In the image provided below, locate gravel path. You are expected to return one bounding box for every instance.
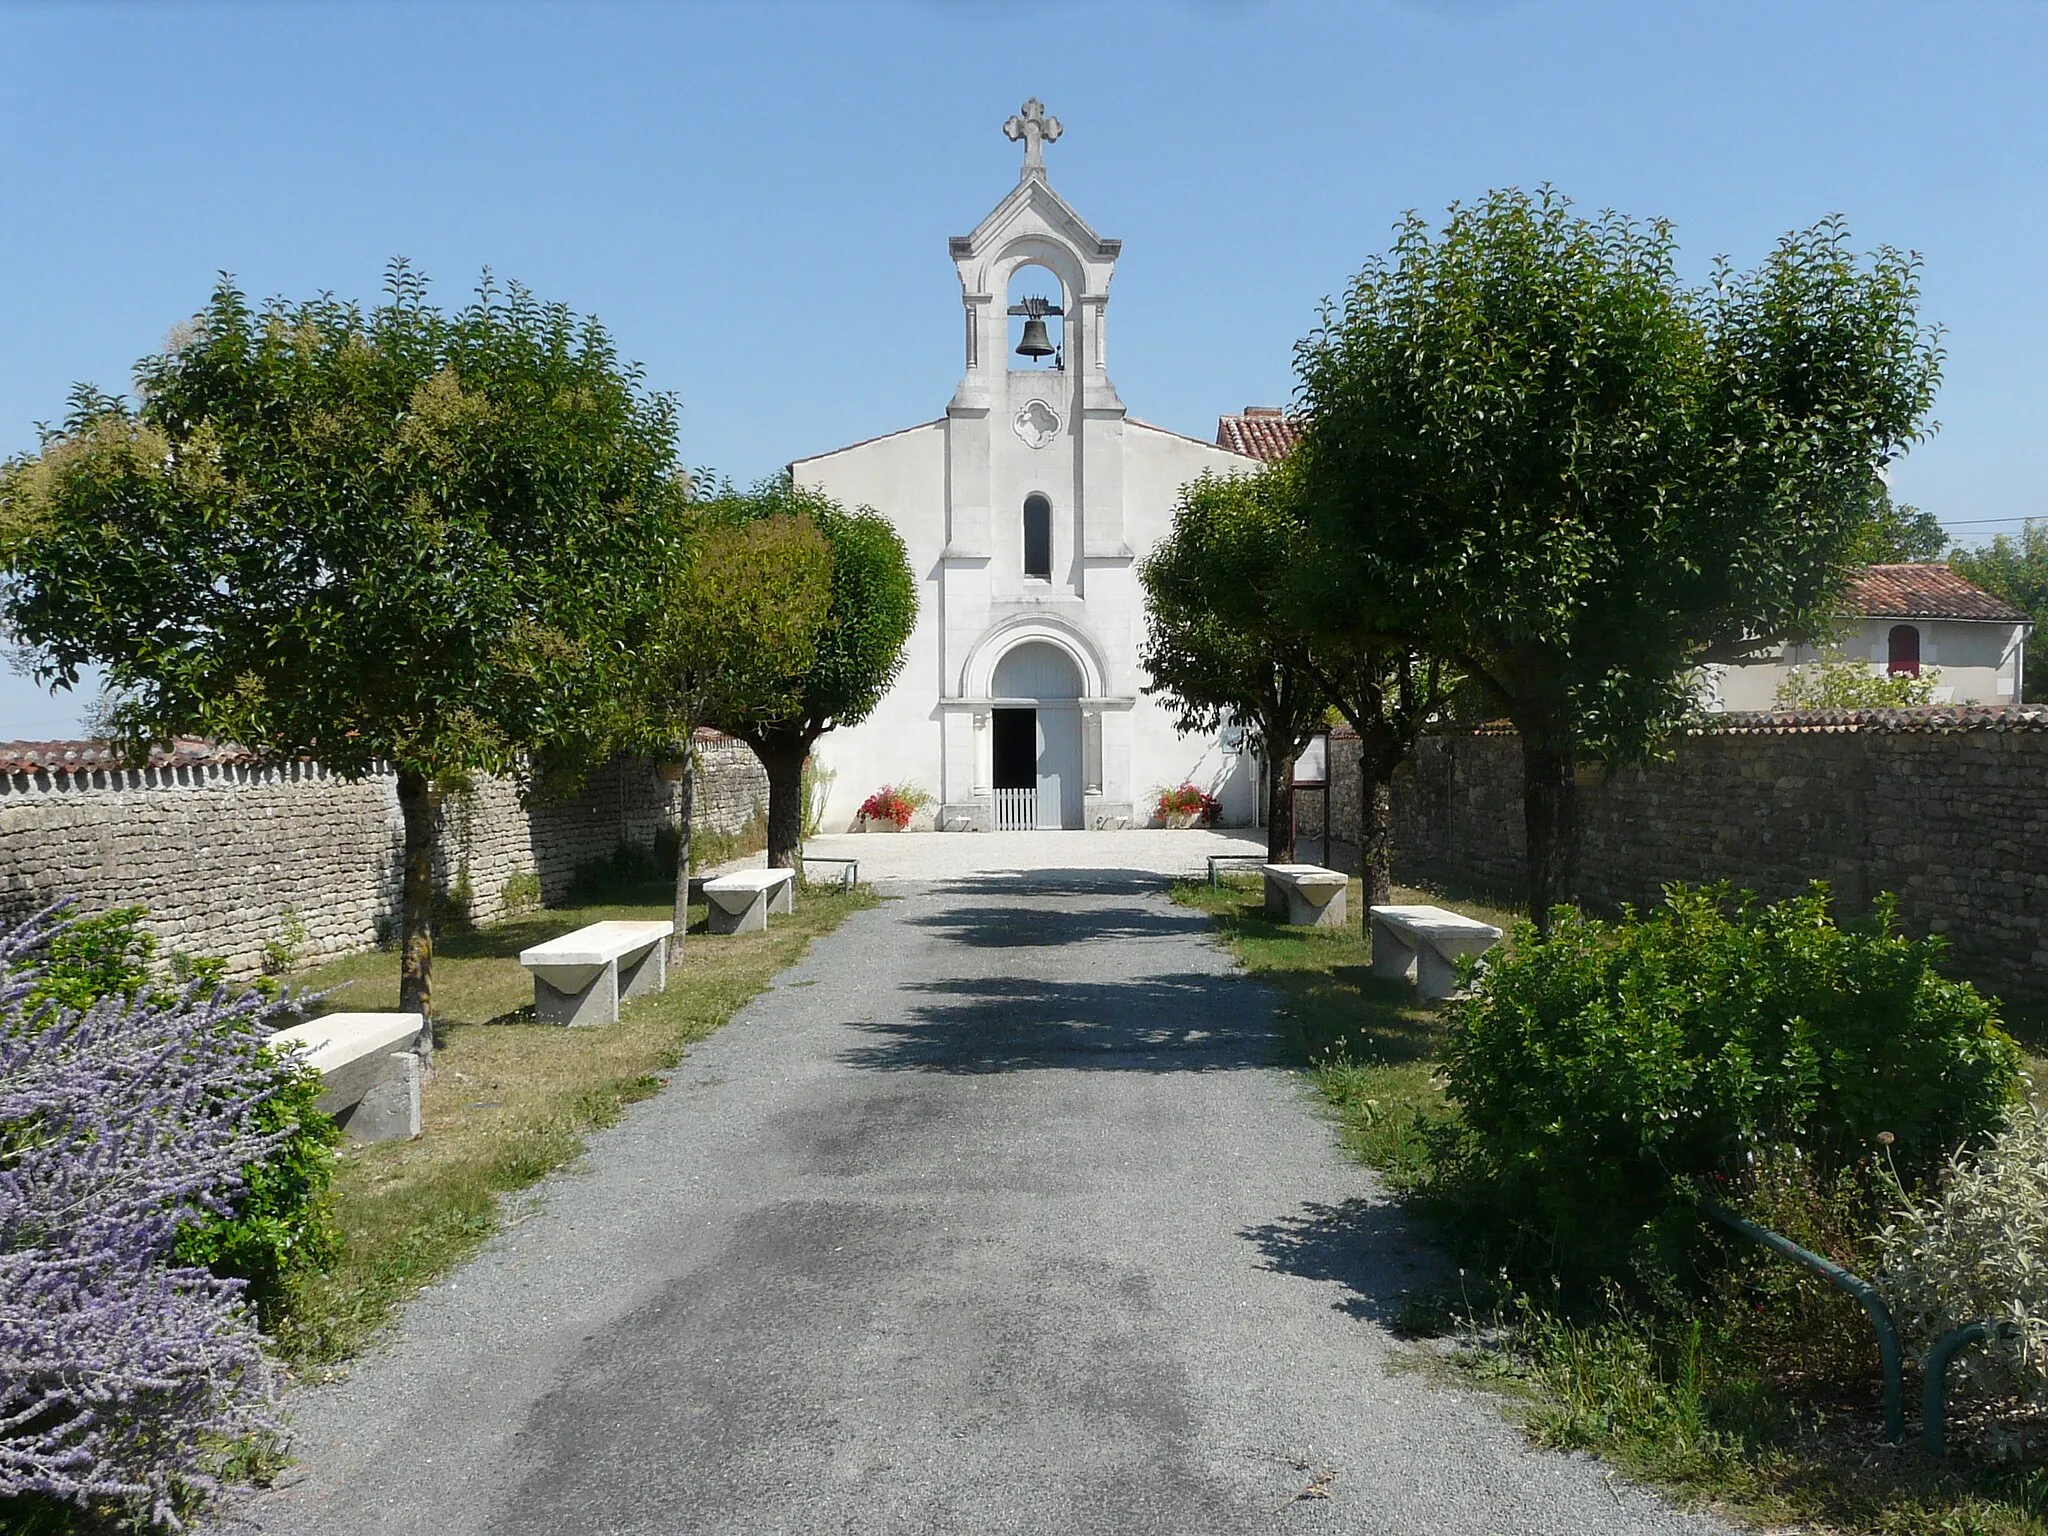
[234,868,1722,1535]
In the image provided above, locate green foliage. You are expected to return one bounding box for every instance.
[1139,469,1328,752]
[1774,650,1942,709]
[800,757,835,840]
[174,1054,343,1331]
[1881,1103,2048,1412]
[1442,884,2021,1279]
[1952,522,2048,704]
[169,951,229,989]
[1846,482,1950,565]
[668,480,918,750]
[1293,190,1942,915]
[712,482,917,863]
[6,905,343,1336]
[1,264,688,1014]
[1,264,683,784]
[261,907,308,977]
[20,905,156,1012]
[499,871,543,915]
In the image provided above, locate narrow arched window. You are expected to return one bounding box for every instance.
[1023,494,1052,580]
[1888,625,1921,677]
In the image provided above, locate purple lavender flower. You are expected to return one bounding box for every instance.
[2,907,299,1530]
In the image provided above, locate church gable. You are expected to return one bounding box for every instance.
[789,101,1266,834]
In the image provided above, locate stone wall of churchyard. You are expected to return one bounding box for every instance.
[1321,708,2048,1010]
[0,733,768,978]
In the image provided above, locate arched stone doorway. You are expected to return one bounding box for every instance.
[990,641,1083,829]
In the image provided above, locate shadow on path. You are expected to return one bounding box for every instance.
[922,868,1196,899]
[841,973,1275,1073]
[906,901,1209,948]
[1240,1197,1453,1328]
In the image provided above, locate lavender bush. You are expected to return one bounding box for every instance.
[1,909,299,1530]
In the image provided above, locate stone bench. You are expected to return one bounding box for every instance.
[518,919,673,1027]
[1369,904,1504,1001]
[701,868,797,935]
[267,1011,424,1143]
[1261,863,1349,929]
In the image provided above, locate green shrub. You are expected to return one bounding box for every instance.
[1880,1102,2048,1410]
[175,1054,343,1330]
[1442,884,2021,1278]
[499,871,543,915]
[20,904,155,1011]
[261,906,308,976]
[9,904,342,1333]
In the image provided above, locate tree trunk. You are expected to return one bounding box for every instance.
[669,754,694,971]
[1266,750,1295,864]
[1520,732,1579,933]
[1362,756,1396,909]
[751,729,810,870]
[395,768,441,1045]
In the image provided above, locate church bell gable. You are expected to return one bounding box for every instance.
[943,101,1128,570]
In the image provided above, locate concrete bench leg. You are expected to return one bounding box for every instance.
[618,942,667,1002]
[535,962,620,1026]
[1290,885,1346,929]
[768,880,796,916]
[335,1051,422,1142]
[708,890,769,935]
[1415,946,1462,1002]
[1371,922,1420,984]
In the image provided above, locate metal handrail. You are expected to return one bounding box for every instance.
[1698,1197,1904,1443]
[1207,853,1267,891]
[1923,1318,2018,1459]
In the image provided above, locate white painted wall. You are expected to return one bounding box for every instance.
[789,159,1265,833]
[1709,617,2030,710]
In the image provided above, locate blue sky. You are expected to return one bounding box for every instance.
[4,0,2044,737]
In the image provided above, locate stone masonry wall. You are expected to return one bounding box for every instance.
[1324,709,2048,1010]
[0,734,769,978]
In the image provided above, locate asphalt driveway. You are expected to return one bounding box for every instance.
[235,868,1720,1535]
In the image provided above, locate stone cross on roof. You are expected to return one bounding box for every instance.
[1003,98,1062,180]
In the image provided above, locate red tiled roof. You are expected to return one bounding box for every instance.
[1215,407,1302,463]
[1841,565,2027,622]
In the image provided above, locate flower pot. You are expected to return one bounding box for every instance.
[859,815,905,833]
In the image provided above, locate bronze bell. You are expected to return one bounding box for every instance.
[1015,316,1056,359]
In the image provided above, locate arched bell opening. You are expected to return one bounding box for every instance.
[1006,262,1065,370]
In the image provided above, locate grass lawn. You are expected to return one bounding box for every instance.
[273,877,875,1370]
[1176,873,2048,1536]
[1172,874,1515,1187]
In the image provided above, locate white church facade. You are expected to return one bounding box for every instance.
[792,102,1270,833]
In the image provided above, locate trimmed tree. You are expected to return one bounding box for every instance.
[0,266,682,1024]
[590,505,832,966]
[1139,471,1329,862]
[1294,191,1941,926]
[715,485,917,868]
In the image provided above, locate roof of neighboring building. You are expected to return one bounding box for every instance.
[1842,564,2028,622]
[1214,407,1301,463]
